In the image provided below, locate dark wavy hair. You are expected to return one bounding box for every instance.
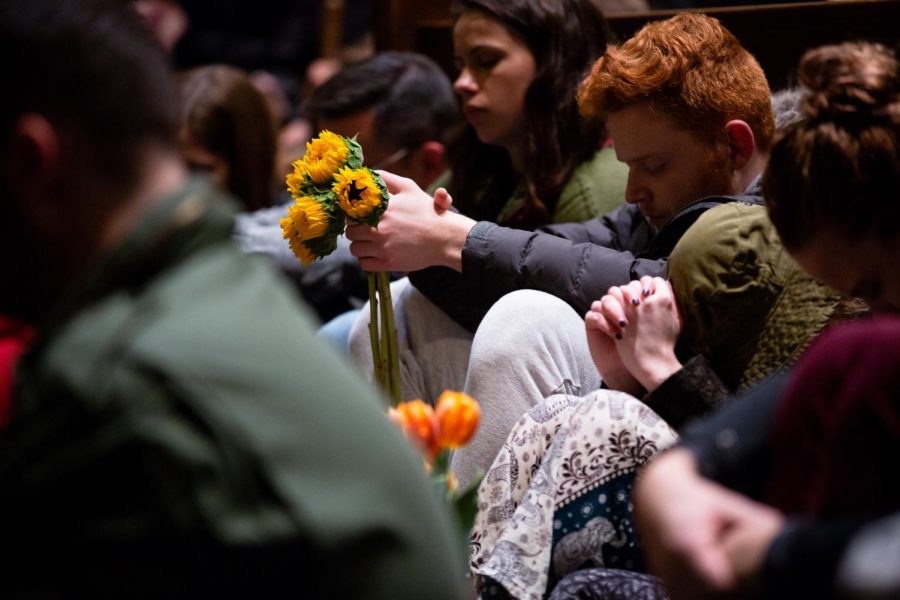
[448,0,611,229]
[763,42,900,250]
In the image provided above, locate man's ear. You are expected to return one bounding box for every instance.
[724,120,755,170]
[417,140,446,187]
[6,113,61,201]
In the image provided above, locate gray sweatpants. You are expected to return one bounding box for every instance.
[349,283,602,489]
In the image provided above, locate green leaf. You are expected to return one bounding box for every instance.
[451,471,483,532]
[304,233,339,259]
[345,136,364,170]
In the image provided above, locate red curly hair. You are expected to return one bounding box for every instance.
[578,13,774,151]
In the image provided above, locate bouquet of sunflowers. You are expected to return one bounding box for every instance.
[281,131,401,404]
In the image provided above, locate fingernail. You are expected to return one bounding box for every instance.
[631,297,641,305]
[643,288,651,296]
[615,333,622,340]
[619,320,627,328]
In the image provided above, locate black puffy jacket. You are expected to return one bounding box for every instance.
[409,191,762,332]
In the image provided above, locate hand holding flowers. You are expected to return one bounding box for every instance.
[281,131,400,403]
[345,172,476,274]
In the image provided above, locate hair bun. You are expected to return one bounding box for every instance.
[798,42,900,125]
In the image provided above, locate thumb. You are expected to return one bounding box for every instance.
[433,187,453,212]
[378,170,415,195]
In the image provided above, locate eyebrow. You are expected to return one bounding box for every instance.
[462,43,503,56]
[618,152,663,165]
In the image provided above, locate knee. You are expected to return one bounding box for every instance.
[471,290,582,362]
[484,290,575,329]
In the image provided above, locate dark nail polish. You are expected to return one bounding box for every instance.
[615,333,622,340]
[643,288,651,296]
[631,297,641,305]
[619,320,627,328]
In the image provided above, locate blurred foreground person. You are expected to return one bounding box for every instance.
[0,1,466,596]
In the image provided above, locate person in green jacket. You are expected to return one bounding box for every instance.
[0,1,466,597]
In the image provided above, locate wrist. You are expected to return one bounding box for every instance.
[635,352,683,392]
[439,212,476,272]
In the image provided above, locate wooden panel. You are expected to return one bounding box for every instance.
[607,0,900,89]
[373,0,900,90]
[373,0,453,54]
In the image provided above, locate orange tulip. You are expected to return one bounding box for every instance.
[434,391,480,449]
[388,400,439,459]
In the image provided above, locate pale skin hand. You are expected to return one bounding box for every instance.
[634,449,785,599]
[585,303,643,396]
[595,276,683,392]
[345,171,476,273]
[721,497,785,593]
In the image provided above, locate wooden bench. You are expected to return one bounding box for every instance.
[373,0,900,89]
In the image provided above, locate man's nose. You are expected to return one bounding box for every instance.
[625,173,649,205]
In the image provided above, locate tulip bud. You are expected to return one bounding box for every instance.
[388,400,439,459]
[434,391,480,449]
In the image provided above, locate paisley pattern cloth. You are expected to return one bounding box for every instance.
[471,390,678,600]
[547,568,668,600]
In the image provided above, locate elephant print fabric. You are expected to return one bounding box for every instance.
[471,390,678,600]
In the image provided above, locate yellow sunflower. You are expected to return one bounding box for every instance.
[287,236,317,266]
[280,197,330,265]
[333,167,383,221]
[298,130,349,185]
[285,169,304,196]
[289,197,330,240]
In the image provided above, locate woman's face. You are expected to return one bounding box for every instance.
[791,228,900,313]
[452,10,536,152]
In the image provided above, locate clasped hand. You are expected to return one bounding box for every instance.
[584,275,683,394]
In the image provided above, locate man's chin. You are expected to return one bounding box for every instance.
[643,214,668,232]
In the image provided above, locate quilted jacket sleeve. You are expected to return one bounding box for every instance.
[409,204,667,332]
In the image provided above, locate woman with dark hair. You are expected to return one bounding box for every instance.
[764,42,900,311]
[177,65,278,211]
[634,42,900,599]
[340,0,626,401]
[441,0,625,229]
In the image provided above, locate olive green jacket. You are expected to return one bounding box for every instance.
[432,146,627,226]
[548,145,627,224]
[0,177,466,597]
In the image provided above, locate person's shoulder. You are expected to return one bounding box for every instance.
[556,148,628,223]
[233,201,291,254]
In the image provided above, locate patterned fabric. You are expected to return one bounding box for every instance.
[471,390,678,600]
[547,568,668,600]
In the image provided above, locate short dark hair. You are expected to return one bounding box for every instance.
[764,42,900,250]
[306,51,458,151]
[0,0,177,191]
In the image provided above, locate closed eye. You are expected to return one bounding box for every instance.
[644,161,666,175]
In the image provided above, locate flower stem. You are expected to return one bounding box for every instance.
[367,273,385,391]
[377,271,402,406]
[377,273,392,403]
